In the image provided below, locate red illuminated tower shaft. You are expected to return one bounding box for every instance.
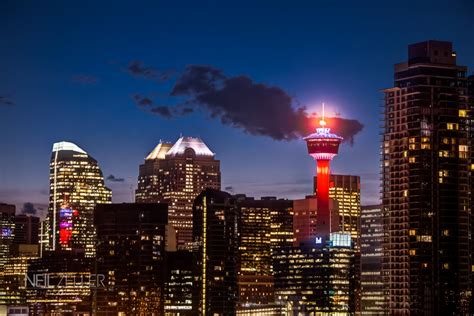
[316,159,330,235]
[304,115,343,239]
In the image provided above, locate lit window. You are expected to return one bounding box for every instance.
[409,157,416,163]
[409,249,416,256]
[458,110,467,117]
[446,123,458,130]
[442,229,449,236]
[439,150,449,158]
[409,229,416,236]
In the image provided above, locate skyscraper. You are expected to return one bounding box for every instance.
[315,174,361,247]
[360,205,384,315]
[0,203,16,305]
[163,250,194,315]
[234,195,293,306]
[136,137,221,249]
[14,214,39,245]
[193,189,238,315]
[382,40,472,314]
[94,203,168,315]
[273,235,354,314]
[47,141,111,257]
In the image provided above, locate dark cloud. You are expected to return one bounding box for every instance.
[139,65,364,143]
[224,186,234,192]
[133,94,191,119]
[150,106,173,118]
[72,74,99,84]
[22,202,38,215]
[107,174,125,182]
[132,94,153,106]
[126,60,174,82]
[0,96,14,106]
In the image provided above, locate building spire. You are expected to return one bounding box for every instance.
[319,102,327,127]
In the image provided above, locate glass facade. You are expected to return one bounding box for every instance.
[47,141,111,257]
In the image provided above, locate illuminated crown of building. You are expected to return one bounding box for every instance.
[166,136,215,157]
[52,141,87,154]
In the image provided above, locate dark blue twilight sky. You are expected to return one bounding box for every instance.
[1,1,473,217]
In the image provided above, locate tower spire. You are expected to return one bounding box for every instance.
[320,102,327,127]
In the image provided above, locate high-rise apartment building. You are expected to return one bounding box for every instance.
[47,141,111,257]
[382,40,472,314]
[469,73,474,314]
[136,137,221,249]
[360,205,384,315]
[94,203,168,315]
[192,189,238,315]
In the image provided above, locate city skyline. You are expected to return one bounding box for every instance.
[2,1,474,216]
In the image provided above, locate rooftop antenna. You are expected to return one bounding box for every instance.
[319,103,327,127]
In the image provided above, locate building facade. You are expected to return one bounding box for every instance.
[14,214,39,245]
[26,250,93,315]
[192,189,238,315]
[315,174,361,247]
[1,244,39,306]
[94,203,168,315]
[0,203,16,305]
[136,137,221,249]
[47,141,111,257]
[273,233,354,314]
[360,205,384,315]
[234,196,293,306]
[382,40,472,314]
[163,250,194,315]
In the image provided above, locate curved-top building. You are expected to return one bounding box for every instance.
[136,136,221,249]
[47,141,111,257]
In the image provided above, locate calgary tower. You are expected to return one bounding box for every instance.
[304,104,343,238]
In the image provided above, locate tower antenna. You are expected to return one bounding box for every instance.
[320,103,327,127]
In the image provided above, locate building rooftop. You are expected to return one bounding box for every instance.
[145,141,173,160]
[52,141,87,154]
[166,136,215,158]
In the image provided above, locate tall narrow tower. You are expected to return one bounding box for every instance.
[304,105,343,238]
